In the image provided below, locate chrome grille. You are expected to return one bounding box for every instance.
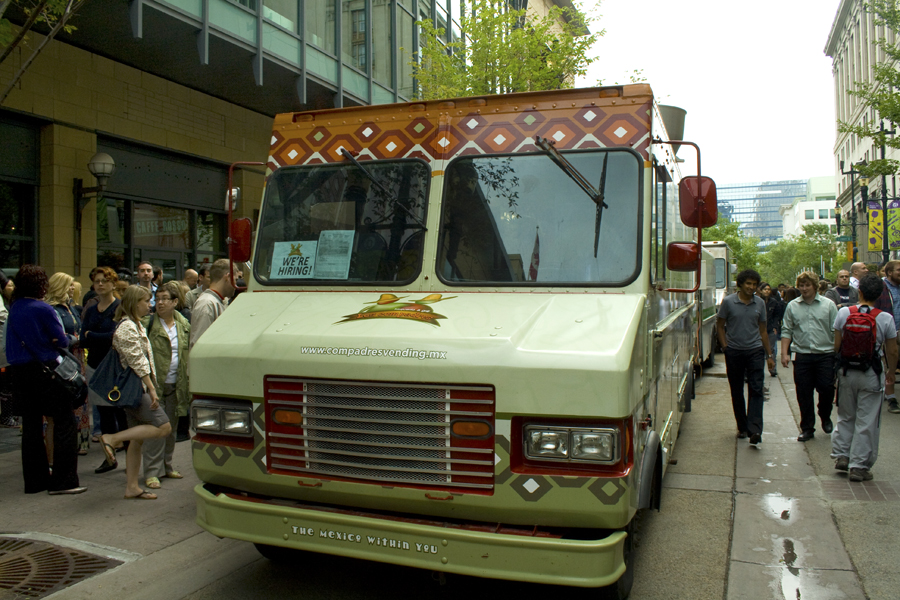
[265,378,495,492]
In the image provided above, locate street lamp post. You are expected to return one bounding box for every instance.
[880,120,896,264]
[839,160,865,261]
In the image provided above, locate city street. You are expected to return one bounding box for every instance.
[1,359,898,600]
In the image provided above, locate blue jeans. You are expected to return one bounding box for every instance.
[724,346,766,435]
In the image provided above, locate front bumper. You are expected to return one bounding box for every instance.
[195,484,627,588]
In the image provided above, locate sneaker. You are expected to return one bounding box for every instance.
[749,433,761,445]
[888,399,900,414]
[834,456,849,471]
[849,468,873,482]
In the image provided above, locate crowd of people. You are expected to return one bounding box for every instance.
[718,260,900,484]
[0,258,241,497]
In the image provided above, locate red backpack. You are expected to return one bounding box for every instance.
[840,306,883,374]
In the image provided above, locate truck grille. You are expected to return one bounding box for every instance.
[264,377,496,493]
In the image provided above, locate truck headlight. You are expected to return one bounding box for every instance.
[526,428,569,458]
[524,425,619,464]
[223,410,252,435]
[192,399,254,437]
[572,430,616,462]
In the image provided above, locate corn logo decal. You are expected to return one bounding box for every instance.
[335,294,456,326]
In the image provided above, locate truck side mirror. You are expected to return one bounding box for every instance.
[229,218,253,263]
[667,241,700,272]
[679,176,718,228]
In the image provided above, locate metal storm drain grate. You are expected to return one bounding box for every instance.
[0,538,121,598]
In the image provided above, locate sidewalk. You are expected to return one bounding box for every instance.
[630,358,900,600]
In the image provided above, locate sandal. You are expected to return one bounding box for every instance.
[145,477,161,489]
[164,471,183,479]
[99,436,116,465]
[91,435,101,443]
[124,490,157,500]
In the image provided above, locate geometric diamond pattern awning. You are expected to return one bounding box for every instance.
[267,97,653,174]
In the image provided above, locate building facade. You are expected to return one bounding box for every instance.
[779,176,838,238]
[825,0,899,263]
[0,0,573,284]
[718,180,807,247]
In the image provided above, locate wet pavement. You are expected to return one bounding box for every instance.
[629,358,900,600]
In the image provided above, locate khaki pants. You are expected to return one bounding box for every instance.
[832,368,883,471]
[142,383,178,479]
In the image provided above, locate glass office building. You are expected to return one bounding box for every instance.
[717,180,807,246]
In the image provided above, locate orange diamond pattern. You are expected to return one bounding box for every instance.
[267,102,653,171]
[371,131,414,159]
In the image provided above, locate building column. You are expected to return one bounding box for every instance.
[39,123,97,285]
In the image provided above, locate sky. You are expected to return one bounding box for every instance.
[576,0,843,185]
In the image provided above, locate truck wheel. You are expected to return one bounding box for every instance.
[596,519,635,600]
[254,543,302,562]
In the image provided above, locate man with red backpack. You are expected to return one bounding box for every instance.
[832,274,898,482]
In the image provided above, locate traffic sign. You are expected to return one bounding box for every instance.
[835,235,852,242]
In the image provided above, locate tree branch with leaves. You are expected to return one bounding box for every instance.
[838,0,900,180]
[0,0,87,105]
[411,0,601,101]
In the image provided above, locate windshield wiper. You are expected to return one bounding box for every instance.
[534,136,609,257]
[340,148,426,230]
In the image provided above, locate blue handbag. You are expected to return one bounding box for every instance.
[88,346,143,408]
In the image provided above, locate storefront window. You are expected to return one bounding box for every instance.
[197,211,226,252]
[97,201,224,278]
[0,181,36,273]
[133,203,190,249]
[97,197,127,245]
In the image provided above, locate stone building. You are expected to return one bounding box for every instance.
[825,0,900,263]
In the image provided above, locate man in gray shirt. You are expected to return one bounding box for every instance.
[717,269,776,445]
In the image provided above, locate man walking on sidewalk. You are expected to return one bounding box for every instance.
[832,275,898,482]
[717,269,776,445]
[780,271,838,442]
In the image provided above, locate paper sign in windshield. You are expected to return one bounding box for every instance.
[271,241,317,279]
[314,230,354,279]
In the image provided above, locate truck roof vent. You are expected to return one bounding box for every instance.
[658,105,686,155]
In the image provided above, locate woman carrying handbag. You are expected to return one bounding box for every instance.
[97,285,171,500]
[81,267,127,474]
[47,272,90,455]
[5,265,85,495]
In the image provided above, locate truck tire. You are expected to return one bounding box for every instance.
[596,518,635,600]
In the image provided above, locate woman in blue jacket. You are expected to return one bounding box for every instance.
[6,265,86,495]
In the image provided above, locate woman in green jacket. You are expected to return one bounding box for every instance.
[141,281,191,489]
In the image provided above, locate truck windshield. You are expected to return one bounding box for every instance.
[437,149,641,285]
[255,160,430,284]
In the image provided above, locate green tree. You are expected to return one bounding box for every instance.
[839,0,900,180]
[411,0,601,100]
[702,216,760,274]
[758,237,798,287]
[758,223,845,286]
[0,0,87,105]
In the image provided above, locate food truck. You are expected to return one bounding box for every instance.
[190,84,718,599]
